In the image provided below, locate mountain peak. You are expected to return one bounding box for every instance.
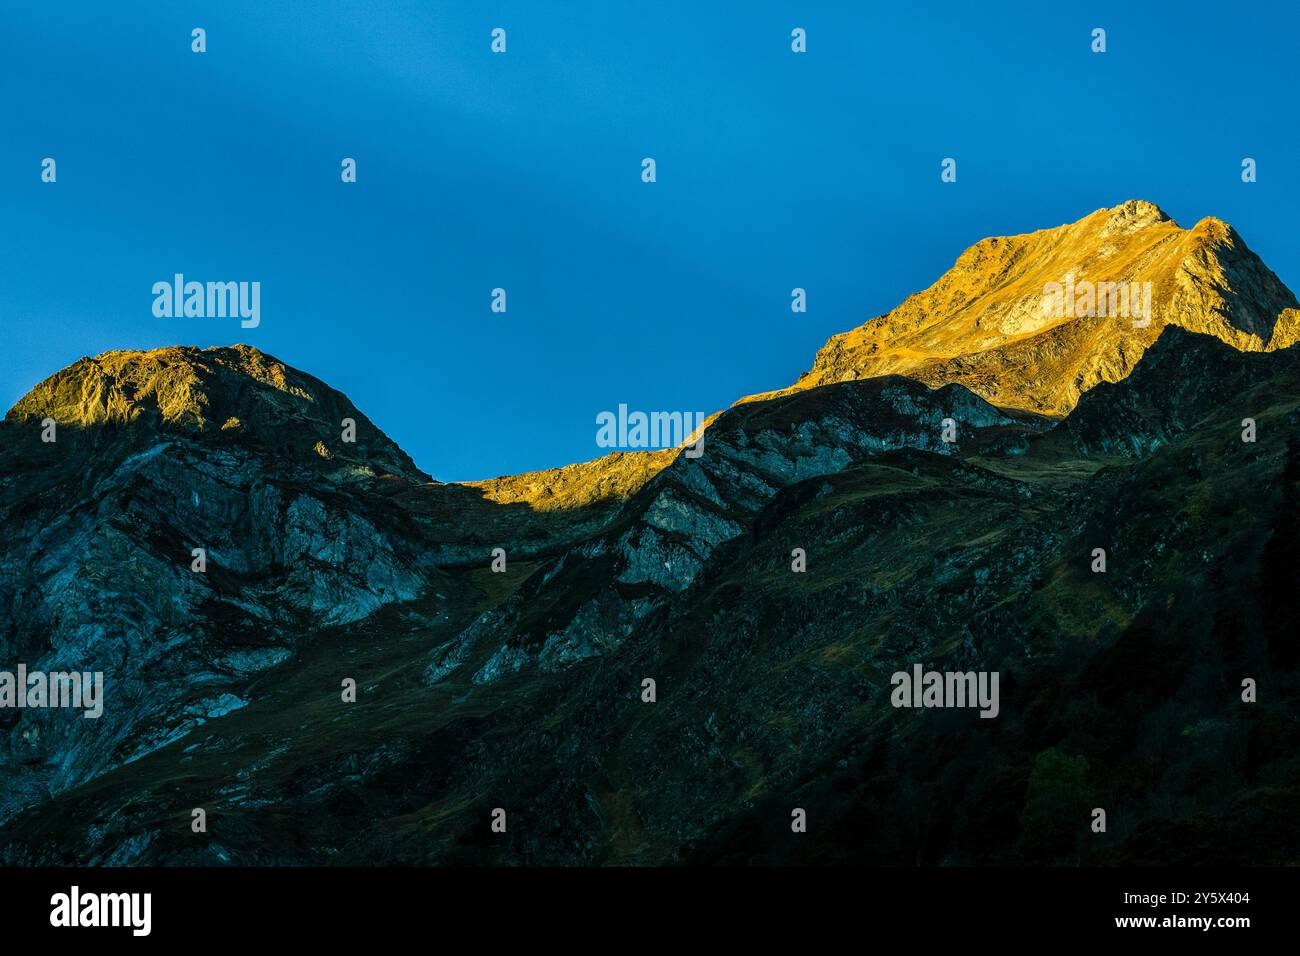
[9,344,315,431]
[1102,199,1173,233]
[5,344,429,483]
[748,202,1299,416]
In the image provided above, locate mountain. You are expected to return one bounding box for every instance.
[749,200,1300,415]
[0,346,451,821]
[8,345,428,482]
[2,203,1299,866]
[472,200,1300,512]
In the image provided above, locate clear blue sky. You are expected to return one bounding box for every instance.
[2,1,1296,481]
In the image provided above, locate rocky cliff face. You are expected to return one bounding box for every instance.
[425,376,1037,690]
[2,204,1299,866]
[0,347,450,821]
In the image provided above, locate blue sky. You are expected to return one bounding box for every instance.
[2,0,1297,481]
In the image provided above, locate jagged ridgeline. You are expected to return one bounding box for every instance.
[2,202,1298,865]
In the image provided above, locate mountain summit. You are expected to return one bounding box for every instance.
[749,200,1300,415]
[6,345,428,483]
